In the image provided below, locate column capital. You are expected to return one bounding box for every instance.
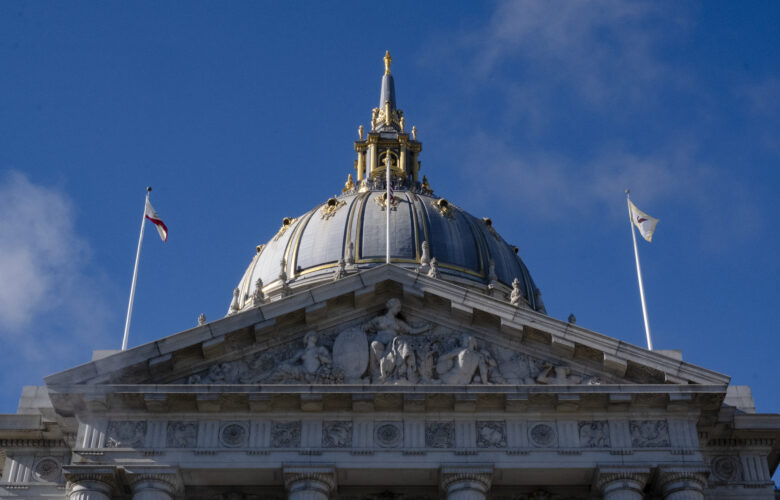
[657,464,709,497]
[62,465,117,498]
[594,466,651,497]
[283,465,337,496]
[440,465,493,496]
[123,466,181,496]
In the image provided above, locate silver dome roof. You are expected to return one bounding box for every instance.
[231,189,544,314]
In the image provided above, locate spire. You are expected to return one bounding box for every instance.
[378,51,397,119]
[352,51,423,189]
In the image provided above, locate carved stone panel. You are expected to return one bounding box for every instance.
[476,421,507,448]
[271,421,301,448]
[166,421,199,448]
[33,457,61,482]
[105,420,147,448]
[425,422,454,448]
[529,423,557,448]
[220,422,249,448]
[322,421,353,448]
[374,422,403,448]
[578,421,610,448]
[629,420,670,447]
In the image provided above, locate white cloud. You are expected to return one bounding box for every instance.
[0,172,113,362]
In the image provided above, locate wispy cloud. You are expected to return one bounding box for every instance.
[0,172,114,375]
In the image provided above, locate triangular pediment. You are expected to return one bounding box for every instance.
[44,265,729,414]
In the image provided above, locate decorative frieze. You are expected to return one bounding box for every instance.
[166,422,198,448]
[630,419,670,447]
[32,457,61,482]
[528,423,557,448]
[219,422,249,448]
[271,421,301,448]
[476,421,506,448]
[322,421,352,448]
[104,421,146,448]
[578,421,610,448]
[425,421,455,448]
[374,422,403,448]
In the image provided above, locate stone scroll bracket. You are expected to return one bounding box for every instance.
[440,465,493,500]
[283,465,337,500]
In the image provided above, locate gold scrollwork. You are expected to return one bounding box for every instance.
[320,198,347,220]
[432,198,454,218]
[374,192,400,210]
[273,217,297,241]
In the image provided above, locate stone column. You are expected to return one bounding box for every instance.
[657,465,709,500]
[63,465,116,500]
[125,467,180,500]
[440,466,493,500]
[283,466,336,500]
[594,466,650,500]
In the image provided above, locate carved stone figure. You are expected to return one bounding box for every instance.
[418,240,431,273]
[251,278,265,306]
[427,258,440,279]
[579,421,610,448]
[358,125,364,140]
[437,335,493,385]
[198,313,207,326]
[322,421,352,448]
[345,241,355,266]
[488,259,498,282]
[477,421,507,448]
[630,420,670,447]
[273,331,332,383]
[105,420,147,448]
[399,116,405,132]
[166,421,198,448]
[333,258,347,280]
[509,278,525,307]
[364,299,429,383]
[278,259,291,297]
[227,288,240,316]
[411,125,417,140]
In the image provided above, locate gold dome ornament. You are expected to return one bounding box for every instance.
[343,173,355,193]
[384,50,392,75]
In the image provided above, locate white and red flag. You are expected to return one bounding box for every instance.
[144,199,168,242]
[628,199,658,242]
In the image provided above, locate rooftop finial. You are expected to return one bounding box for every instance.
[384,50,392,75]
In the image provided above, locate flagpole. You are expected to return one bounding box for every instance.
[385,152,391,264]
[121,186,151,351]
[626,189,653,350]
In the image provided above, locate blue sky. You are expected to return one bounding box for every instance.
[0,0,779,420]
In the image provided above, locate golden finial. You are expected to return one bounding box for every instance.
[422,175,432,194]
[384,50,392,75]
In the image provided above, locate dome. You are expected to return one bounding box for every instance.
[227,52,546,316]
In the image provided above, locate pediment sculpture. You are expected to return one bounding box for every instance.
[183,299,602,386]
